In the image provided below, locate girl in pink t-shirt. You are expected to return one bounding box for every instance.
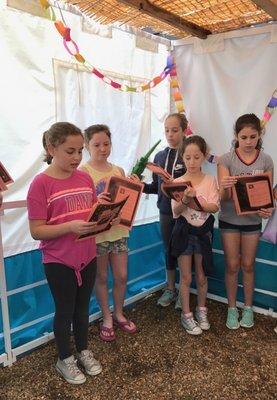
[171,135,219,335]
[27,122,109,385]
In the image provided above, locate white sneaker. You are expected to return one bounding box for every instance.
[195,307,210,330]
[76,350,102,376]
[56,355,86,384]
[181,313,202,335]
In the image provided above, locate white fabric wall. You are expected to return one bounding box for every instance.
[1,4,277,258]
[173,25,277,182]
[0,4,170,257]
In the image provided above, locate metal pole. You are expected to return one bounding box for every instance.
[0,204,13,366]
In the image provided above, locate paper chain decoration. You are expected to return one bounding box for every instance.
[169,59,185,114]
[169,61,276,164]
[169,58,194,138]
[39,0,174,92]
[39,1,276,164]
[261,89,277,128]
[169,57,219,163]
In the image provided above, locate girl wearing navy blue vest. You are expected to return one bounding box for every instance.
[144,113,187,307]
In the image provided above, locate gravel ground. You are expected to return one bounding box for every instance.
[0,292,276,400]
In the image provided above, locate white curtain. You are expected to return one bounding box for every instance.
[0,5,170,257]
[173,26,277,182]
[1,5,276,258]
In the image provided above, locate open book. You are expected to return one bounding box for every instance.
[146,162,172,181]
[0,161,14,191]
[104,175,144,229]
[232,172,274,215]
[76,196,128,241]
[161,180,203,211]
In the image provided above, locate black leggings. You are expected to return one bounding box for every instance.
[44,258,97,360]
[159,212,177,270]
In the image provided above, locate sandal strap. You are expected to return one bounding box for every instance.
[100,324,114,334]
[113,318,137,333]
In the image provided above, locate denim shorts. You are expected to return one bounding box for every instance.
[180,234,206,256]
[219,220,262,235]
[96,238,128,256]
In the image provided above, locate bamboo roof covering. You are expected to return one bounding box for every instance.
[65,0,275,39]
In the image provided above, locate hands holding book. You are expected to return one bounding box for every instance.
[181,186,196,205]
[76,191,127,241]
[230,173,274,217]
[257,208,273,219]
[130,162,172,186]
[128,173,144,185]
[220,175,238,189]
[142,161,203,211]
[77,175,144,241]
[98,191,111,202]
[69,219,98,236]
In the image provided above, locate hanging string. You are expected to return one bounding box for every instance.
[39,1,276,164]
[39,0,174,92]
[168,56,218,164]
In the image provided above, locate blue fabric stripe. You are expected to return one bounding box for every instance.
[1,223,276,354]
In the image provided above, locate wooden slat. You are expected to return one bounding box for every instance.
[66,0,274,38]
[251,0,277,19]
[117,0,211,38]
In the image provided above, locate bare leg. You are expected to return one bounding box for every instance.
[110,251,127,319]
[194,254,207,308]
[240,233,260,306]
[95,254,112,331]
[221,232,241,308]
[167,269,176,291]
[110,251,136,330]
[178,255,192,314]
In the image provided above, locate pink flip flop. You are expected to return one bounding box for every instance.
[113,318,137,334]
[99,324,116,342]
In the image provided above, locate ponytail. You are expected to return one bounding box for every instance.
[42,122,82,164]
[42,131,53,164]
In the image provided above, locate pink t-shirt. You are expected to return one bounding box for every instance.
[27,170,97,285]
[172,174,219,227]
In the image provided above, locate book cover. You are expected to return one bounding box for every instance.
[76,196,128,240]
[161,180,203,211]
[146,162,172,182]
[0,161,14,191]
[104,176,144,229]
[232,173,274,215]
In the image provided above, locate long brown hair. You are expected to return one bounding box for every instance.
[179,135,208,158]
[84,124,111,144]
[234,113,263,150]
[42,122,82,164]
